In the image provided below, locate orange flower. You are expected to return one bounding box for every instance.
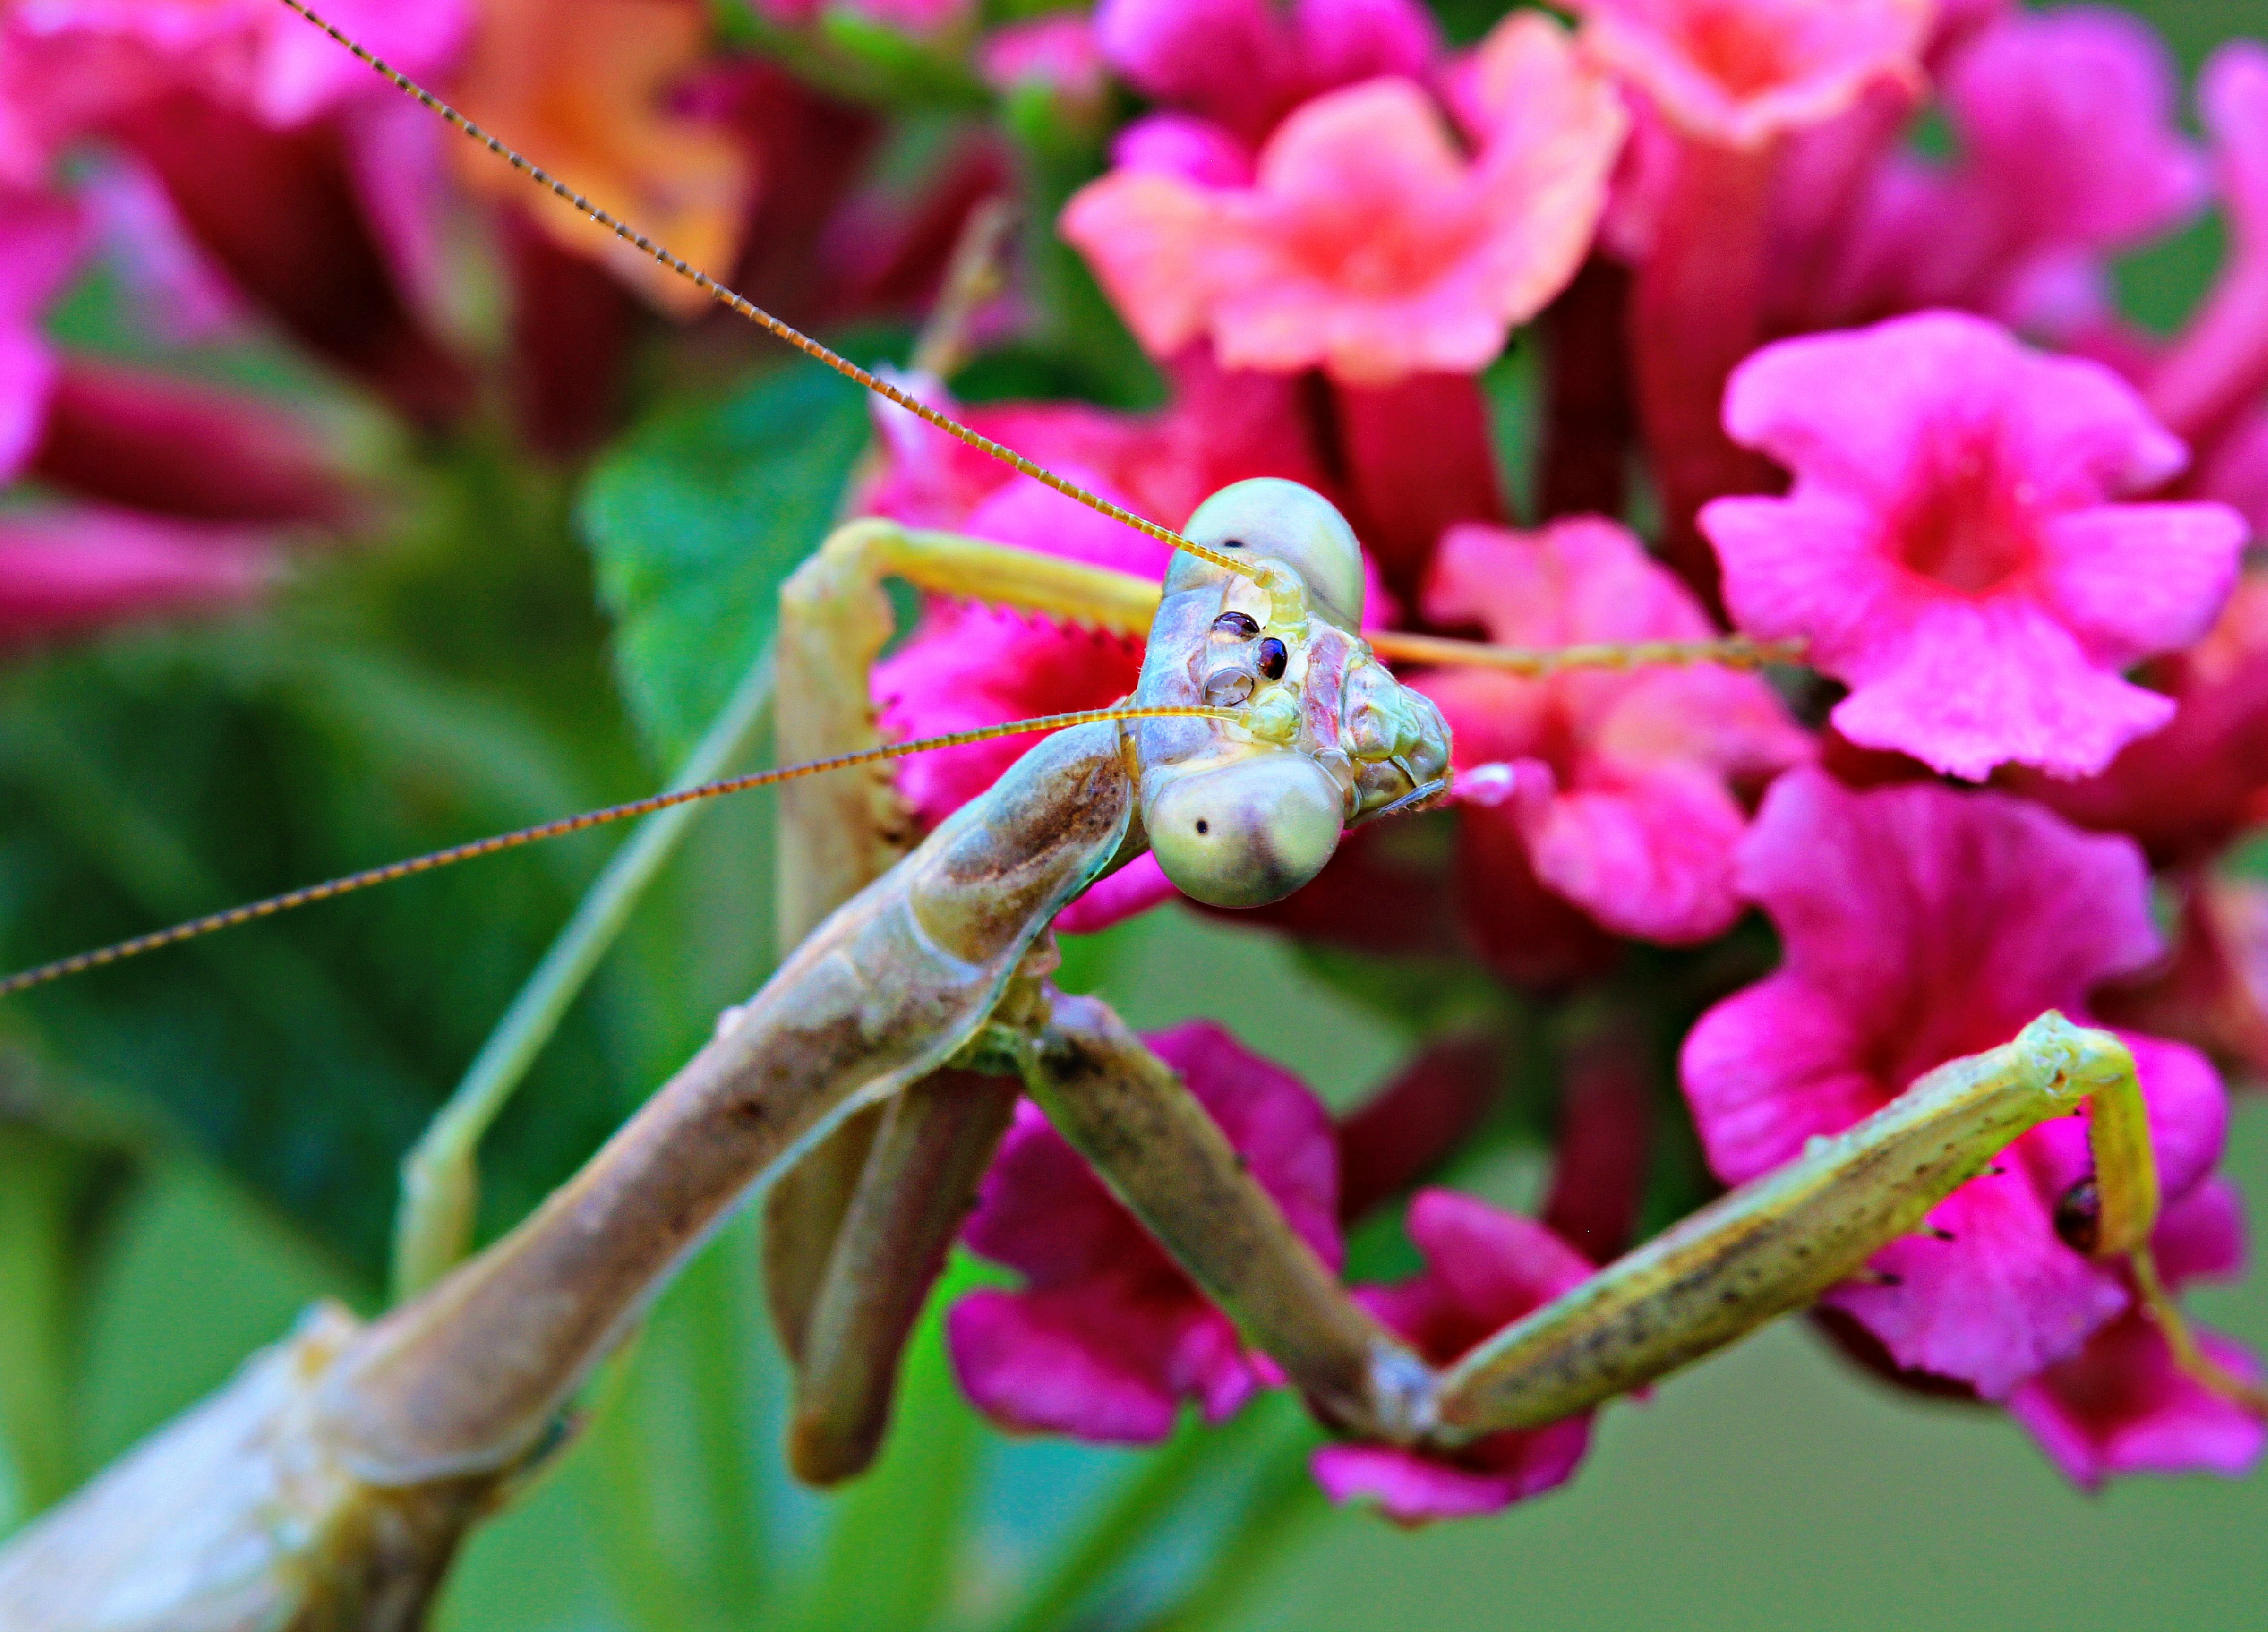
[451,0,753,313]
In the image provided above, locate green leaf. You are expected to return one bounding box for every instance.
[581,361,871,761]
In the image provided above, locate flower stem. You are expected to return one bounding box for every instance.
[389,644,775,1301]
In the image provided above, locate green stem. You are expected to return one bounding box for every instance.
[390,646,775,1300]
[995,1405,1270,1632]
[1146,1407,1328,1632]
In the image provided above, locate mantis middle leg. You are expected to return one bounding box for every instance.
[1001,997,2235,1452]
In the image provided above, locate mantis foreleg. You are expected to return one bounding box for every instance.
[315,719,1138,1484]
[764,518,1161,1483]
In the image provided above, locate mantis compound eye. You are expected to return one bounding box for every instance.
[1183,478,1366,631]
[1145,753,1342,909]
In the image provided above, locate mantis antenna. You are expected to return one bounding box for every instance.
[271,0,1265,589]
[0,703,1233,998]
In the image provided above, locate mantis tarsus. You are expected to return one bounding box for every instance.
[0,3,2257,1626]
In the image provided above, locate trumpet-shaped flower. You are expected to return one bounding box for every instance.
[449,0,751,316]
[1569,0,1932,150]
[1096,0,1439,148]
[1701,311,2247,781]
[948,1023,1340,1442]
[1824,8,2208,333]
[2019,567,2268,864]
[1312,1190,1593,1523]
[0,507,275,646]
[1062,14,1624,384]
[1417,517,1811,947]
[1681,770,2229,1399]
[0,0,466,180]
[2008,1180,2265,1488]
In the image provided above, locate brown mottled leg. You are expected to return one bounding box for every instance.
[1020,992,1433,1443]
[787,1069,1020,1484]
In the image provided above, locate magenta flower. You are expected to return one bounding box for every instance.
[1569,0,1932,150]
[0,508,274,646]
[1701,311,2247,781]
[948,1023,1340,1442]
[1095,0,1439,149]
[978,15,1107,108]
[1681,769,2230,1399]
[0,0,467,179]
[1825,7,2208,334]
[1312,1189,1593,1524]
[2146,41,2268,450]
[2098,875,2268,1090]
[2018,567,2268,865]
[1415,516,1811,947]
[2008,1180,2265,1489]
[1061,13,1625,384]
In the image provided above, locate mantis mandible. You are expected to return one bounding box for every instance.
[0,4,2256,1626]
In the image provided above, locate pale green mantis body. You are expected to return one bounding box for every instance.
[0,4,2254,1626]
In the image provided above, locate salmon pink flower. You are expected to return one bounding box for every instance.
[1312,1190,1593,1523]
[1062,13,1625,384]
[1701,311,2247,781]
[1416,516,1811,949]
[948,1023,1339,1442]
[1569,0,1932,151]
[1681,770,2230,1398]
[2008,1180,2265,1489]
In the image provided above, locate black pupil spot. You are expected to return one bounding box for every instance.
[1194,820,1209,834]
[1212,611,1259,637]
[1259,637,1287,680]
[1223,536,1245,549]
[2053,1177,2101,1255]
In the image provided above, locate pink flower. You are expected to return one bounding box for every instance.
[1570,0,1932,150]
[948,1023,1340,1442]
[1701,311,2247,781]
[1681,770,2230,1398]
[0,0,467,181]
[2098,875,2268,1090]
[1824,8,2209,334]
[2146,41,2268,450]
[1095,0,1438,149]
[0,187,84,482]
[0,507,274,646]
[978,15,1107,107]
[1415,516,1811,947]
[1061,13,1625,384]
[2016,567,2268,865]
[2008,1180,2265,1489]
[1312,1190,1593,1523]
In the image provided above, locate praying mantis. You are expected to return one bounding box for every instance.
[0,4,2259,1627]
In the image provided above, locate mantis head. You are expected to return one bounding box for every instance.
[1135,479,1453,909]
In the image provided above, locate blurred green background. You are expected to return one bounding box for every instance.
[1,1,2264,1628]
